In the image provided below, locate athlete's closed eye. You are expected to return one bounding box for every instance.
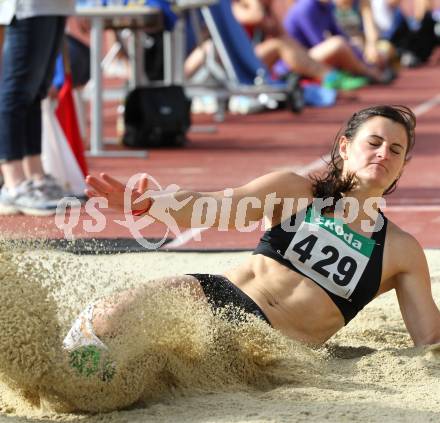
[367,135,382,147]
[367,136,404,155]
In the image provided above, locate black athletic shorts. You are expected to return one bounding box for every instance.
[187,273,272,326]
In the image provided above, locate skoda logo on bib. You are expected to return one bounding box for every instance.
[283,207,376,299]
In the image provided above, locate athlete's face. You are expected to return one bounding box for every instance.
[339,116,408,192]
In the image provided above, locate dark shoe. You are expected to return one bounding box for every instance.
[400,51,422,68]
[379,67,397,84]
[285,73,305,113]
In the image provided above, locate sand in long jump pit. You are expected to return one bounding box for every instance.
[0,243,320,415]
[0,245,439,422]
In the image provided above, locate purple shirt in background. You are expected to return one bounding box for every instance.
[283,0,345,49]
[273,0,364,77]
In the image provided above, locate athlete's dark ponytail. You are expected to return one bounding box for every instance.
[310,105,416,211]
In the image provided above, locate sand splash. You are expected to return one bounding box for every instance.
[0,242,320,415]
[0,244,439,422]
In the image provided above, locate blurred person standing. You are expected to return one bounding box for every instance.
[0,0,75,216]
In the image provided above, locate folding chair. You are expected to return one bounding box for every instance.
[185,0,304,119]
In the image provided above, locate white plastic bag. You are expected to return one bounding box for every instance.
[41,98,87,197]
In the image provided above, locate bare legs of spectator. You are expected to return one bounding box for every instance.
[254,36,330,80]
[184,39,213,79]
[184,37,331,81]
[309,35,384,82]
[414,0,433,22]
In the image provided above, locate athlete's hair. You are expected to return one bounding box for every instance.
[311,104,416,208]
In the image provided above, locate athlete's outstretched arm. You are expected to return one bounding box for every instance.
[85,171,312,230]
[394,235,440,346]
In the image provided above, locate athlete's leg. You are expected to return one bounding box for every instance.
[62,275,207,380]
[87,275,206,339]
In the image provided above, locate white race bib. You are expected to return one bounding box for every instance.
[283,208,376,299]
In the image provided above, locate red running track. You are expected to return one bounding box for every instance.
[1,64,440,250]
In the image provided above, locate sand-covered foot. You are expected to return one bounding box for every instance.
[63,304,115,382]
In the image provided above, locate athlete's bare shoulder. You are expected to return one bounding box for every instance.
[234,170,313,201]
[385,219,426,271]
[272,170,313,196]
[386,219,420,247]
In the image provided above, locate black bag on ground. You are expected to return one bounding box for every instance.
[122,85,191,148]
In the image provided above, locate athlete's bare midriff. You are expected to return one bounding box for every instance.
[221,216,402,345]
[223,254,346,345]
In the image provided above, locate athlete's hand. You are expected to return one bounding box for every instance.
[85,173,152,213]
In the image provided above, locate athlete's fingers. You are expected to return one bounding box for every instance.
[101,173,125,190]
[137,174,149,194]
[85,188,100,198]
[86,175,114,194]
[85,174,96,189]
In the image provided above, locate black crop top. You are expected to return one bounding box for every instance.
[253,205,388,324]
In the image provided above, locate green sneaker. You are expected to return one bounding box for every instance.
[63,304,115,381]
[323,70,369,91]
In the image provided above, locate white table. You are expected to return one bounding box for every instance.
[76,2,218,156]
[76,5,162,157]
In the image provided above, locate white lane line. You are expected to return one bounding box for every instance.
[412,93,440,116]
[384,205,440,212]
[166,92,440,249]
[165,227,209,248]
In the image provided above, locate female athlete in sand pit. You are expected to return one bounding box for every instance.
[64,105,440,371]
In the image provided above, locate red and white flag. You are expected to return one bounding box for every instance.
[42,74,88,197]
[55,73,88,177]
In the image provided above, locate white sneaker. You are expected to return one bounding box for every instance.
[228,96,265,114]
[63,304,108,351]
[0,180,56,216]
[33,174,72,200]
[0,179,65,216]
[64,304,115,381]
[0,185,21,215]
[191,95,218,114]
